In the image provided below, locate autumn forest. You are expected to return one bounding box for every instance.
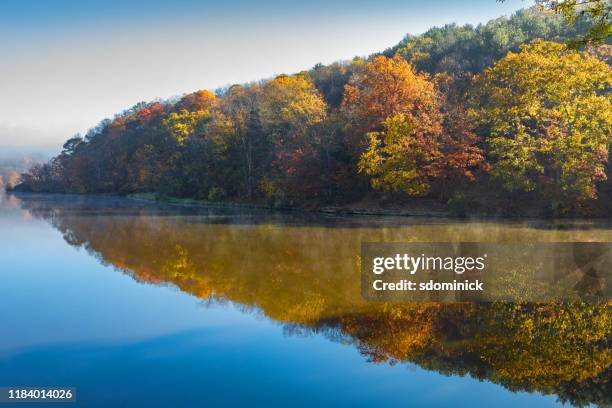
[13,5,612,216]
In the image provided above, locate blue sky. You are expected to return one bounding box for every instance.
[0,0,525,148]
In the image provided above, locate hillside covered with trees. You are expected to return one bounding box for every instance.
[12,5,612,216]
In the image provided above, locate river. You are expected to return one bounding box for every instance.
[0,193,609,407]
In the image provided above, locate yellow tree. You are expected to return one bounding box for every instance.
[260,73,327,142]
[163,110,212,146]
[474,40,612,210]
[358,113,444,195]
[259,73,328,198]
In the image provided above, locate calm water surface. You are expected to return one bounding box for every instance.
[0,193,610,407]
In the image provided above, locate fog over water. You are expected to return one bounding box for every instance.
[0,192,608,407]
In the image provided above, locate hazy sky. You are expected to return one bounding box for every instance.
[0,0,525,149]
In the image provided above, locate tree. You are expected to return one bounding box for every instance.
[163,109,211,146]
[536,0,611,46]
[174,89,217,112]
[342,55,442,145]
[260,73,327,141]
[437,86,489,198]
[346,55,484,197]
[62,134,84,155]
[387,8,578,78]
[259,73,327,198]
[359,113,443,195]
[496,1,611,47]
[219,84,268,199]
[309,61,361,108]
[474,40,612,210]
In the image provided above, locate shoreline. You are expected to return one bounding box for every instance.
[127,193,455,218]
[7,190,612,221]
[119,193,612,221]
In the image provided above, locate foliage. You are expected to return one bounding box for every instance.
[163,109,211,145]
[12,8,612,215]
[348,56,484,197]
[359,113,439,195]
[474,40,612,211]
[385,8,584,77]
[536,0,611,46]
[260,73,328,199]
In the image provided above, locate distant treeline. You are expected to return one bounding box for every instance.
[0,154,47,190]
[13,8,612,215]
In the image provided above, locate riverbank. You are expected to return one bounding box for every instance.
[7,189,611,219]
[127,192,454,218]
[125,192,612,220]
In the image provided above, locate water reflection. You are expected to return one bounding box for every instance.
[13,193,612,407]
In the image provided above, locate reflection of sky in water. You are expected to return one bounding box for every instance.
[0,194,564,407]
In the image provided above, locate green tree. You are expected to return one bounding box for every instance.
[537,0,611,46]
[359,113,443,195]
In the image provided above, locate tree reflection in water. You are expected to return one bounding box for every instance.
[16,194,612,407]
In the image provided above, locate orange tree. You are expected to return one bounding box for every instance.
[342,55,484,197]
